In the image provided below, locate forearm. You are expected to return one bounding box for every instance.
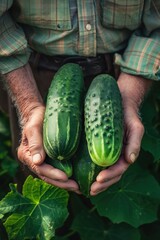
[117,72,153,110]
[3,63,44,126]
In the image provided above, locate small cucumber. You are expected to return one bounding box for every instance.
[73,134,103,197]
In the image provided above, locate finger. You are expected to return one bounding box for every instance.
[39,176,81,194]
[125,118,144,164]
[25,124,46,165]
[96,157,129,183]
[32,163,68,182]
[17,142,82,194]
[17,144,30,165]
[18,145,68,182]
[90,175,121,196]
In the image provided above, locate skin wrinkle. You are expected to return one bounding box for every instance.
[118,73,153,111]
[3,64,44,126]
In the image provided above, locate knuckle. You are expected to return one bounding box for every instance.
[29,143,39,152]
[25,126,34,136]
[25,122,40,135]
[23,124,31,134]
[131,140,141,151]
[133,120,144,134]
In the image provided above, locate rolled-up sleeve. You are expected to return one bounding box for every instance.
[0,3,30,74]
[115,0,160,81]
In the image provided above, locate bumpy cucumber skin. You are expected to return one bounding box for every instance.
[85,74,123,167]
[46,156,73,178]
[43,63,84,161]
[73,135,103,197]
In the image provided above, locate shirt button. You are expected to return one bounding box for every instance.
[86,23,92,31]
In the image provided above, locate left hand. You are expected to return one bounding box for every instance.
[90,72,152,196]
[17,105,80,194]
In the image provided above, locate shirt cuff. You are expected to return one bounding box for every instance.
[115,32,160,81]
[0,51,31,74]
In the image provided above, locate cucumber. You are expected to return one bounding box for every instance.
[85,74,123,167]
[43,63,84,161]
[46,156,72,178]
[73,134,103,197]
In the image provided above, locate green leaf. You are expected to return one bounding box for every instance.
[91,164,160,228]
[107,224,141,240]
[141,84,160,161]
[72,210,108,240]
[69,193,88,216]
[71,210,140,240]
[141,94,157,127]
[142,129,160,162]
[0,184,28,215]
[0,176,69,240]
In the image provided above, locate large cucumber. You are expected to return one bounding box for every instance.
[43,63,84,161]
[73,134,103,197]
[85,74,123,167]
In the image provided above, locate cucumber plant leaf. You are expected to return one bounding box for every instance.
[91,164,160,228]
[142,129,160,162]
[0,175,69,240]
[71,210,140,240]
[141,85,160,162]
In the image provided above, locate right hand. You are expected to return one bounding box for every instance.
[17,105,80,193]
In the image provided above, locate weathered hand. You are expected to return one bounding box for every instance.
[90,72,152,196]
[17,105,80,193]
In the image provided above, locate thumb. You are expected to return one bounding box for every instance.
[124,118,144,164]
[26,126,46,165]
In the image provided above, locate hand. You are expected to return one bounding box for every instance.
[17,105,80,193]
[90,72,152,196]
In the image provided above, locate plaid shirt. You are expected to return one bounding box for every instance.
[0,0,160,80]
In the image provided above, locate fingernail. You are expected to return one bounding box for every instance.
[32,153,41,164]
[96,175,103,182]
[130,153,136,163]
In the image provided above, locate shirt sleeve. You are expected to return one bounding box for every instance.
[115,0,160,81]
[0,5,30,75]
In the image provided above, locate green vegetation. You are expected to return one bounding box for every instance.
[0,79,160,240]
